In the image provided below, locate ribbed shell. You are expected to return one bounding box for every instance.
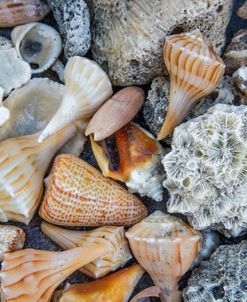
[39,154,147,226]
[158,30,225,140]
[126,211,202,302]
[41,223,132,279]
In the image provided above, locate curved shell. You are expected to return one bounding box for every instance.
[126,211,202,302]
[157,30,225,140]
[39,154,147,226]
[11,22,62,74]
[41,223,132,279]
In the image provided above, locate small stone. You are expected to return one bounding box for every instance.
[233,66,247,104]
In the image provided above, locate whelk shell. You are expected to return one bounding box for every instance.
[126,211,202,302]
[0,245,109,302]
[39,154,147,226]
[11,22,62,74]
[0,225,25,261]
[157,30,225,140]
[53,264,144,302]
[41,223,132,279]
[86,86,144,141]
[0,0,50,28]
[0,124,76,224]
[38,56,113,143]
[91,123,165,201]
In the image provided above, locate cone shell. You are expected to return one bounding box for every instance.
[54,264,144,302]
[41,223,132,279]
[0,124,76,224]
[126,211,202,302]
[0,225,25,261]
[0,245,109,302]
[86,86,144,141]
[157,30,225,140]
[0,0,50,28]
[39,154,147,226]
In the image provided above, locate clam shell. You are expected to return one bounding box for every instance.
[126,211,202,302]
[0,124,76,224]
[11,22,62,74]
[157,30,225,140]
[41,223,132,279]
[39,154,147,226]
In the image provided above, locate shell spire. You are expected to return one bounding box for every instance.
[157,30,225,140]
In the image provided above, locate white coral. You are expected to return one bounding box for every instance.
[162,104,247,237]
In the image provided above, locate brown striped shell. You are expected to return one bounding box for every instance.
[39,154,147,226]
[157,30,225,140]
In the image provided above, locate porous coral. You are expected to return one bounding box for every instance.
[162,104,247,237]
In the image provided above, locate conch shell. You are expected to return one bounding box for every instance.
[0,124,76,224]
[53,264,144,302]
[0,225,25,261]
[86,87,144,141]
[11,22,62,74]
[126,211,202,302]
[39,154,147,226]
[41,222,132,279]
[0,0,50,28]
[157,30,225,140]
[91,123,165,201]
[0,245,109,302]
[38,56,113,143]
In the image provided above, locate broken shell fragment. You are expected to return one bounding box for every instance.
[41,223,132,279]
[39,154,147,226]
[91,123,165,202]
[11,22,62,74]
[238,1,247,19]
[0,225,25,261]
[126,211,202,302]
[0,124,76,224]
[0,245,109,302]
[54,264,144,302]
[86,87,144,140]
[0,0,50,28]
[38,56,113,143]
[157,30,225,140]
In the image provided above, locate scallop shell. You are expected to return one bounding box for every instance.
[91,123,165,201]
[0,225,25,261]
[0,0,50,28]
[38,56,113,143]
[0,245,109,302]
[39,154,147,226]
[157,30,225,140]
[53,264,144,302]
[41,223,132,279]
[126,211,202,302]
[11,22,62,74]
[0,124,76,224]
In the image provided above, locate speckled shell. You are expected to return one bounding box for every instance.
[126,211,202,302]
[39,154,147,226]
[41,223,132,279]
[158,30,225,140]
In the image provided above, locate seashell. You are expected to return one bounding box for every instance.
[0,0,50,28]
[86,86,144,141]
[0,124,76,224]
[90,123,166,201]
[38,56,113,143]
[0,225,25,261]
[0,48,31,96]
[53,264,144,302]
[39,154,147,226]
[238,1,247,19]
[11,22,62,74]
[0,245,109,302]
[157,30,225,140]
[126,211,202,302]
[41,222,132,279]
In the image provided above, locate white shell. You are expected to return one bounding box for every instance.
[11,22,62,74]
